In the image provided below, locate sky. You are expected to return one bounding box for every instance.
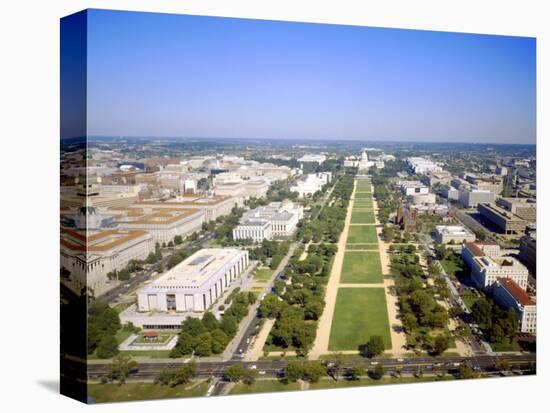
[77,9,536,144]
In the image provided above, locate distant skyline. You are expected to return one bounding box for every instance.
[78,9,535,144]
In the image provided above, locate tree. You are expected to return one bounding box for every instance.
[457,363,478,379]
[220,316,238,337]
[242,369,258,385]
[225,364,246,382]
[349,366,363,381]
[285,361,304,382]
[96,335,119,359]
[369,365,385,380]
[431,335,449,356]
[364,335,385,358]
[303,362,327,383]
[156,363,197,386]
[471,299,493,328]
[174,235,183,245]
[107,354,137,383]
[170,332,194,358]
[202,312,220,331]
[211,329,229,354]
[194,332,213,357]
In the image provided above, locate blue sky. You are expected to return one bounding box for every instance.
[83,9,536,144]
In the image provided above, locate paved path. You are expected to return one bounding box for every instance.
[309,180,357,359]
[245,319,276,361]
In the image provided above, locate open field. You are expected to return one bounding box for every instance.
[346,244,379,250]
[353,193,373,199]
[347,225,378,244]
[351,210,376,224]
[88,381,210,402]
[328,288,392,351]
[254,268,274,282]
[353,199,374,208]
[341,251,384,283]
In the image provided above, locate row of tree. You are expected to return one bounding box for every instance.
[170,291,256,358]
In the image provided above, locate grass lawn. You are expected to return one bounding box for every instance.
[329,288,391,351]
[347,225,379,244]
[254,268,274,282]
[88,381,210,403]
[230,379,301,395]
[308,375,454,390]
[440,259,461,276]
[346,244,379,250]
[351,210,376,224]
[353,199,374,207]
[341,251,384,283]
[461,291,479,310]
[354,193,373,199]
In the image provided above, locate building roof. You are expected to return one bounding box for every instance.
[465,242,485,257]
[60,228,149,252]
[498,278,536,306]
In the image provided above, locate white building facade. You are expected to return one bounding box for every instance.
[137,248,249,313]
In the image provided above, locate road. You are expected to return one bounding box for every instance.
[223,242,298,361]
[417,234,493,354]
[83,353,536,381]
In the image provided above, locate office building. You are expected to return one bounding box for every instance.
[462,242,528,290]
[477,203,527,234]
[434,225,476,244]
[137,248,249,313]
[493,278,536,334]
[458,189,495,208]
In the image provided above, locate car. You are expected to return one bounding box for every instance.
[250,365,257,370]
[246,338,250,344]
[370,361,379,365]
[259,371,266,375]
[397,358,404,362]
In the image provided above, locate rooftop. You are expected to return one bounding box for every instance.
[497,278,536,306]
[148,248,245,289]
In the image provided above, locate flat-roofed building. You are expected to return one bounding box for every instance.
[138,195,236,221]
[398,180,429,196]
[496,197,536,223]
[458,189,495,208]
[116,207,205,244]
[298,154,326,164]
[462,242,528,290]
[519,233,536,275]
[137,248,249,313]
[60,227,154,295]
[233,200,303,241]
[406,157,442,174]
[441,185,459,201]
[410,192,436,205]
[233,220,272,242]
[493,278,536,334]
[422,171,452,186]
[477,203,527,234]
[434,225,476,244]
[291,172,331,198]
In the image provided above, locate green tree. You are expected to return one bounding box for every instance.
[225,364,246,382]
[96,335,119,359]
[432,335,449,356]
[107,354,137,384]
[370,365,385,380]
[364,335,385,358]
